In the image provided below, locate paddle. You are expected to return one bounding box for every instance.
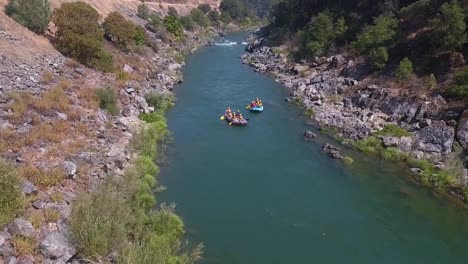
[246,105,251,109]
[220,116,225,120]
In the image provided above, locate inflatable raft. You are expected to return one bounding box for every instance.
[224,115,248,126]
[249,105,264,112]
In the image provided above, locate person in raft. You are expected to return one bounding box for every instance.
[255,98,263,106]
[225,107,232,117]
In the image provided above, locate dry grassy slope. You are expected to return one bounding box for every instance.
[49,0,220,16]
[0,12,59,63]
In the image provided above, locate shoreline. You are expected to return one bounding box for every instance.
[242,34,468,203]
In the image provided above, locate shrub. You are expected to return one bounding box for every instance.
[395,57,414,81]
[137,3,150,20]
[95,87,119,115]
[180,15,196,31]
[168,7,178,17]
[164,15,183,37]
[44,208,60,223]
[133,26,147,47]
[0,160,21,228]
[52,2,104,67]
[352,14,399,54]
[369,47,389,70]
[375,124,410,137]
[139,112,167,123]
[145,92,174,112]
[5,0,51,33]
[432,0,466,51]
[343,156,354,165]
[353,136,383,154]
[208,10,220,22]
[103,12,138,51]
[426,74,437,90]
[198,4,211,14]
[93,50,115,73]
[190,8,210,28]
[70,180,131,259]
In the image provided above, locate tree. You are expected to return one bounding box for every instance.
[427,73,437,90]
[369,47,389,70]
[5,0,51,33]
[52,2,104,67]
[103,11,137,51]
[137,3,150,20]
[180,15,196,31]
[208,10,220,22]
[198,4,212,14]
[432,0,466,51]
[164,15,183,37]
[190,8,210,28]
[352,14,399,54]
[168,6,178,17]
[334,16,347,41]
[395,57,414,80]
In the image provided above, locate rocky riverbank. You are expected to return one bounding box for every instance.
[242,35,468,200]
[0,10,218,262]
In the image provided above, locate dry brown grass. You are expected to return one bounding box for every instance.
[33,84,70,113]
[12,235,35,257]
[0,127,24,151]
[77,87,99,109]
[7,92,33,124]
[67,107,83,122]
[65,59,80,68]
[24,122,64,145]
[28,210,45,229]
[40,71,54,84]
[49,192,64,203]
[19,165,64,188]
[44,207,60,223]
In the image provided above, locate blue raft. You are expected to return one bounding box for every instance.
[249,105,264,112]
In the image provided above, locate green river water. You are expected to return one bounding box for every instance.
[160,32,468,264]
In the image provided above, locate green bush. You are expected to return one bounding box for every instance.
[343,156,354,165]
[180,15,196,31]
[70,180,131,259]
[95,87,119,115]
[208,10,220,22]
[0,160,21,228]
[133,26,147,47]
[103,12,138,51]
[300,11,347,57]
[353,136,383,154]
[352,14,399,54]
[395,57,414,81]
[92,50,115,73]
[448,66,468,97]
[432,0,466,51]
[5,0,51,34]
[137,3,150,20]
[198,4,212,14]
[164,15,183,37]
[145,92,175,112]
[369,47,389,70]
[168,7,178,17]
[139,112,167,124]
[190,8,210,28]
[52,2,104,67]
[375,124,410,137]
[426,73,437,89]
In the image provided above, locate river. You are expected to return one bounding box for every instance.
[160,31,468,264]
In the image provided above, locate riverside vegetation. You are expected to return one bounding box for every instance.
[243,0,468,202]
[0,0,262,262]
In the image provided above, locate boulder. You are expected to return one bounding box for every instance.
[304,131,317,139]
[456,109,468,150]
[412,121,454,156]
[382,137,400,148]
[9,219,35,238]
[5,257,17,264]
[122,64,134,73]
[61,161,77,179]
[322,143,343,159]
[21,182,37,195]
[40,233,76,262]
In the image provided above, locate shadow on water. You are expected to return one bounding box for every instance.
[159,31,468,264]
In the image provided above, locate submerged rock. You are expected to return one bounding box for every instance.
[322,143,343,159]
[304,131,317,139]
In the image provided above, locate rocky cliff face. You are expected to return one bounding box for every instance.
[242,36,468,199]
